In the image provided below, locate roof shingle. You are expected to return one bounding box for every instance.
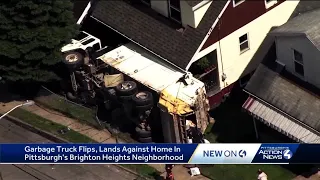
[271,8,320,51]
[91,0,227,69]
[245,63,320,132]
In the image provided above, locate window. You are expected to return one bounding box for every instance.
[233,0,245,7]
[265,0,277,9]
[141,0,151,6]
[293,49,304,76]
[168,0,181,22]
[93,43,100,51]
[239,33,249,53]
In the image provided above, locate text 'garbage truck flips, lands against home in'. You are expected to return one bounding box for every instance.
[60,31,211,144]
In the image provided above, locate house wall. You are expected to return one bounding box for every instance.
[180,1,195,27]
[276,36,320,89]
[151,1,169,17]
[190,0,300,91]
[193,1,212,28]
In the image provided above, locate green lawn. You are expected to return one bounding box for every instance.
[11,108,95,143]
[201,91,296,180]
[8,108,159,179]
[201,164,295,180]
[34,88,100,129]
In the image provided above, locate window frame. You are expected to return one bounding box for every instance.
[233,0,245,7]
[168,0,181,23]
[239,33,250,54]
[264,0,277,9]
[292,49,304,77]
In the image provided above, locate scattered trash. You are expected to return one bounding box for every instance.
[57,128,70,134]
[190,167,201,177]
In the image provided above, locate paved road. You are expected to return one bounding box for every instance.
[0,118,139,180]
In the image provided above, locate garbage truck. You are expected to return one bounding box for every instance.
[61,31,211,143]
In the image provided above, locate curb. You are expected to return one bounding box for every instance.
[1,113,148,179]
[3,114,68,143]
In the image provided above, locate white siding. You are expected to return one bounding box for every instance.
[276,36,320,89]
[180,0,212,28]
[151,1,169,17]
[193,1,300,90]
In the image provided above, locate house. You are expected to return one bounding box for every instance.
[75,0,300,109]
[242,8,320,143]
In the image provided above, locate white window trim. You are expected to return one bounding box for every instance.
[168,0,181,23]
[264,0,277,9]
[292,49,305,77]
[233,0,245,7]
[239,33,250,54]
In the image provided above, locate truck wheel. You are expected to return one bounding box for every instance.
[132,91,153,106]
[115,81,137,96]
[62,51,84,70]
[138,137,153,143]
[135,127,151,138]
[135,103,153,111]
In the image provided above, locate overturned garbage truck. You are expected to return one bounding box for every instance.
[61,31,211,143]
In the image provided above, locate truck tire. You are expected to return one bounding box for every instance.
[135,103,153,111]
[62,51,84,70]
[135,126,152,138]
[138,136,153,143]
[115,81,137,96]
[132,91,153,106]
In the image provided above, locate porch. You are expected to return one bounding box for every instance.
[189,50,220,96]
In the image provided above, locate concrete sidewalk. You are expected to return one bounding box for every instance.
[0,99,210,180]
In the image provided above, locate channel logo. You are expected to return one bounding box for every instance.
[258,147,293,160]
[239,150,247,158]
[283,149,293,160]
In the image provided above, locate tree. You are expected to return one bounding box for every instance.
[0,0,79,83]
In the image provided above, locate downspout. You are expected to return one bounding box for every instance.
[217,18,227,88]
[90,16,188,73]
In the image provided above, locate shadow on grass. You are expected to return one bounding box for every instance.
[208,89,257,143]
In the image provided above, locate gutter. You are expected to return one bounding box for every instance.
[90,16,187,73]
[243,89,320,137]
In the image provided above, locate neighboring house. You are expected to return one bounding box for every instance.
[75,0,300,109]
[243,9,320,143]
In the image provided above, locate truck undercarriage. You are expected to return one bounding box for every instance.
[60,31,211,144]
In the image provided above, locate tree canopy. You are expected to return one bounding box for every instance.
[0,0,78,83]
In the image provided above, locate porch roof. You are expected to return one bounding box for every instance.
[243,96,320,143]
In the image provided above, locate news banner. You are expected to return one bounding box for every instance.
[0,143,318,164]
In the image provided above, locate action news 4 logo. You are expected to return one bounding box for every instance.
[258,147,293,160]
[283,149,293,160]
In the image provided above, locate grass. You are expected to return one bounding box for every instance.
[200,90,296,180]
[201,164,295,180]
[8,108,159,179]
[34,89,100,129]
[122,164,161,178]
[10,108,95,143]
